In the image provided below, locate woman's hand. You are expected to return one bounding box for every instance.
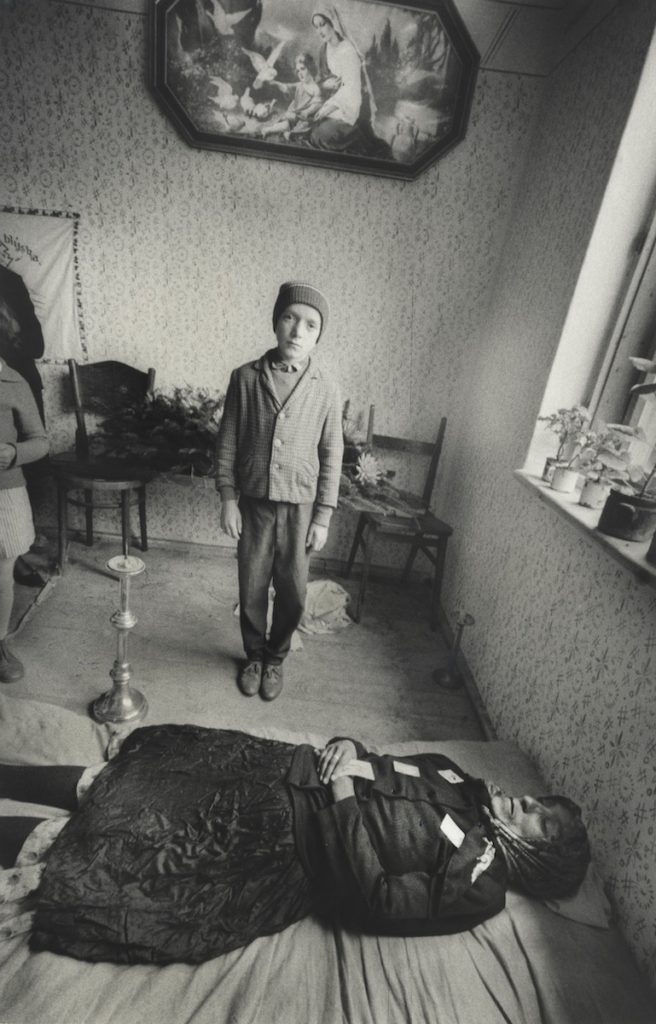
[220,498,241,539]
[0,443,16,470]
[315,101,337,120]
[322,76,341,93]
[317,739,357,784]
[330,775,355,802]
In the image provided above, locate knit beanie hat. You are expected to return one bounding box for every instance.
[272,281,329,338]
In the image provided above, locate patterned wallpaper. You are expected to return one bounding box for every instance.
[2,0,656,991]
[1,0,540,539]
[438,1,656,988]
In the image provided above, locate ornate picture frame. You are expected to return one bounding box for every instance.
[150,0,479,180]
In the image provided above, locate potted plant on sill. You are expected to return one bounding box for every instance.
[537,405,590,488]
[576,424,638,511]
[597,357,656,542]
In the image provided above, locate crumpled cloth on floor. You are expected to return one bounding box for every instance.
[234,579,351,651]
[299,579,352,635]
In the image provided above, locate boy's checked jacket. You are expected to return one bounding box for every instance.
[215,350,344,510]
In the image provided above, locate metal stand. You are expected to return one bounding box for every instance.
[90,554,148,725]
[433,612,475,691]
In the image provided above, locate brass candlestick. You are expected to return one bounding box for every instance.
[91,554,148,725]
[433,612,475,691]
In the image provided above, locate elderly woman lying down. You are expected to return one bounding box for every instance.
[0,724,590,965]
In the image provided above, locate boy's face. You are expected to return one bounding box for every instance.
[275,302,321,363]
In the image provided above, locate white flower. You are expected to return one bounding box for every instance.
[355,451,382,486]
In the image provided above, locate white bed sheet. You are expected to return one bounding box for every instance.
[0,696,653,1024]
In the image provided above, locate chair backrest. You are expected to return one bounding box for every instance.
[368,405,447,509]
[69,358,156,459]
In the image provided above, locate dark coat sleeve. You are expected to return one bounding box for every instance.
[314,794,506,936]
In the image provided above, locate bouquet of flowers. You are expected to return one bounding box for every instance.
[92,385,225,477]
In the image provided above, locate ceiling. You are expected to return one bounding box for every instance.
[60,0,620,77]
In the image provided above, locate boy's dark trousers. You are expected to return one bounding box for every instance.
[237,497,314,665]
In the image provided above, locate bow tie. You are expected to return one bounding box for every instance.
[271,360,300,373]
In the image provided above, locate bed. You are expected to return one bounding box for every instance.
[0,693,654,1024]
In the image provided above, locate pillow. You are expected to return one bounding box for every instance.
[542,864,612,928]
[0,694,110,766]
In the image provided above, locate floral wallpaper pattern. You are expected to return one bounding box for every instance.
[1,0,540,543]
[438,1,656,989]
[2,0,656,991]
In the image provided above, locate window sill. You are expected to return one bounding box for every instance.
[514,470,656,588]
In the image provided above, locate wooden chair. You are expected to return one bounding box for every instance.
[51,359,156,572]
[344,412,452,628]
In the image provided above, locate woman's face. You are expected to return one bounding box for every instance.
[313,15,336,43]
[488,786,573,841]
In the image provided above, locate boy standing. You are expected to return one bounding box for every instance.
[216,282,343,700]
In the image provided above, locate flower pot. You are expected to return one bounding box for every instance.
[578,479,612,511]
[550,467,579,493]
[541,457,558,483]
[597,488,656,542]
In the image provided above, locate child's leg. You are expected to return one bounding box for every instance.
[267,502,314,664]
[0,556,23,682]
[0,764,85,811]
[237,498,277,662]
[0,817,47,868]
[0,556,15,639]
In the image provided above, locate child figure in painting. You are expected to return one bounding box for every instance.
[260,54,323,139]
[216,282,343,701]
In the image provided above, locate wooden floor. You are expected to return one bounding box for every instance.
[10,537,486,747]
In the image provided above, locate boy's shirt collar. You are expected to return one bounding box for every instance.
[268,349,308,374]
[254,349,321,382]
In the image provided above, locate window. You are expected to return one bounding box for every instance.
[519,28,656,584]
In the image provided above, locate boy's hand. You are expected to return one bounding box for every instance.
[306,522,327,552]
[220,498,242,539]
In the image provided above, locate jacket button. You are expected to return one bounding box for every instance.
[274,439,282,447]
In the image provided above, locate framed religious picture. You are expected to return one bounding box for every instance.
[150,0,479,180]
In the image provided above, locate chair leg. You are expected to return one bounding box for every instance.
[401,541,420,584]
[57,483,68,573]
[138,487,148,551]
[344,514,366,579]
[121,491,131,557]
[354,524,376,624]
[83,489,94,547]
[430,538,448,632]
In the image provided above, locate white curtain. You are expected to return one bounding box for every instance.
[0,209,84,361]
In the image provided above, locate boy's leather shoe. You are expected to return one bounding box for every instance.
[261,663,283,701]
[0,641,24,683]
[237,659,262,697]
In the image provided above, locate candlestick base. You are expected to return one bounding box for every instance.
[90,686,148,725]
[433,664,463,690]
